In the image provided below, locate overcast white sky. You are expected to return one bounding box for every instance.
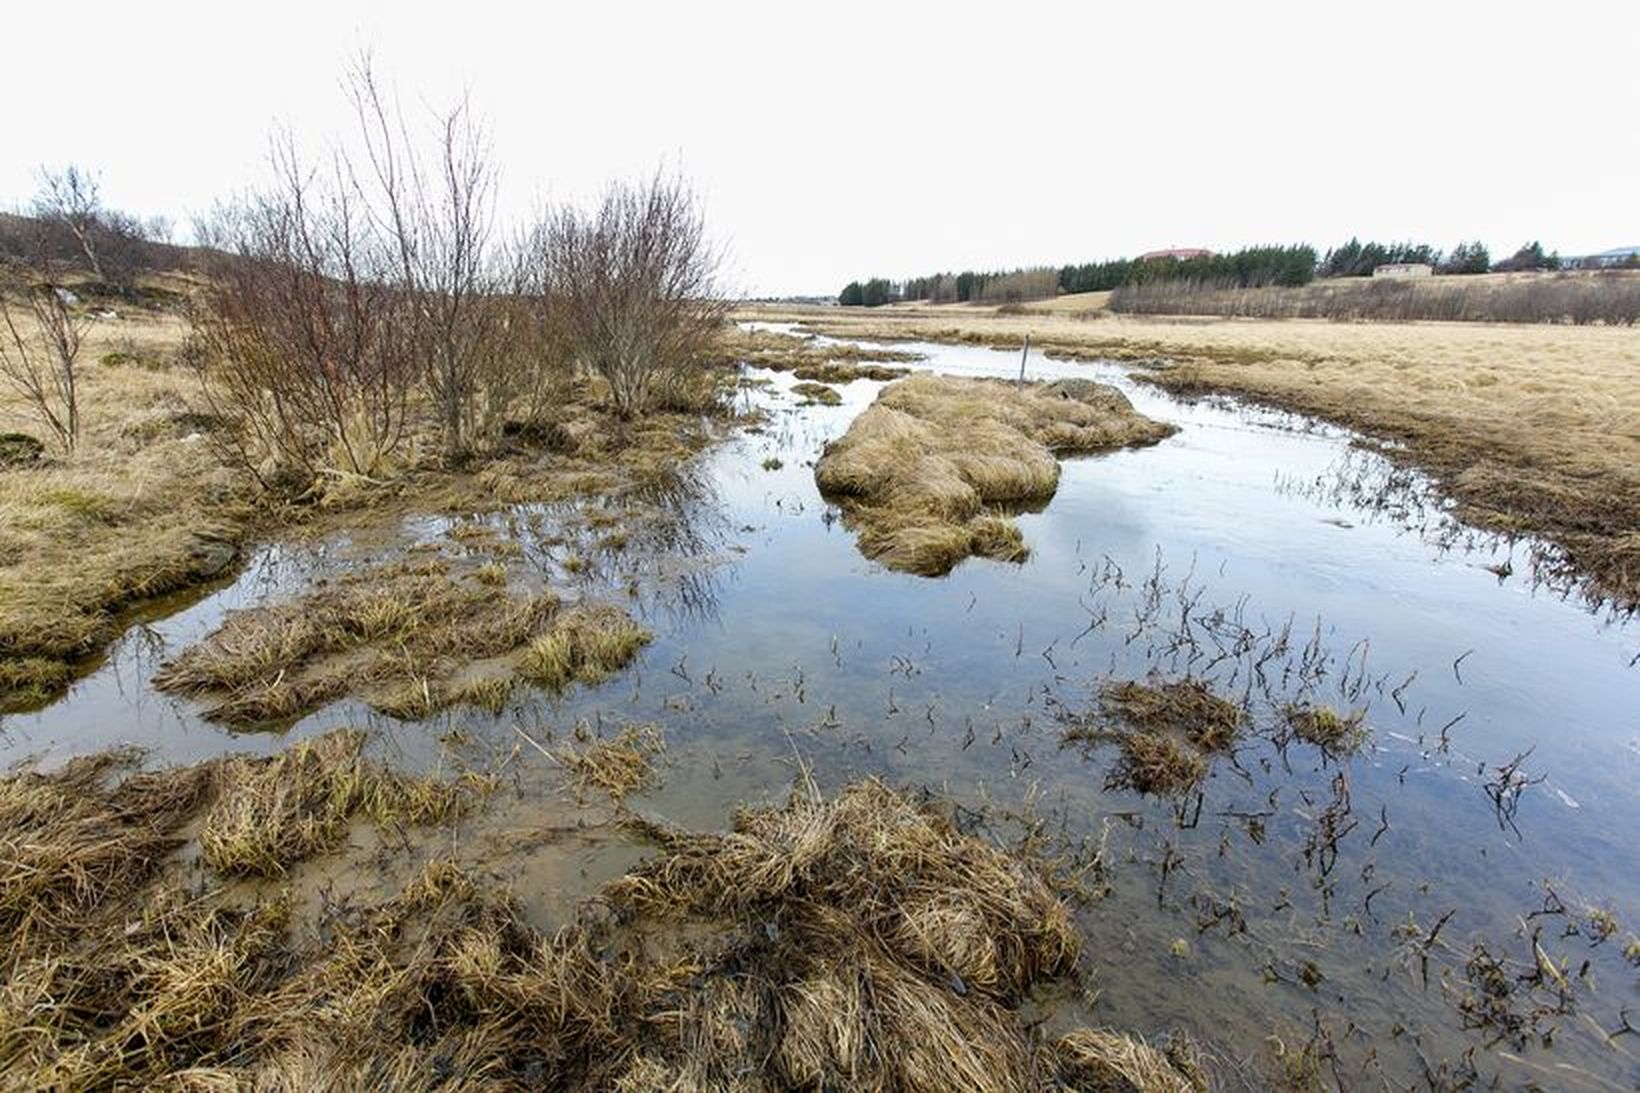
[3,1,1635,296]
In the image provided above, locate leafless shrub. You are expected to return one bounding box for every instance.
[31,166,107,282]
[976,267,1058,305]
[191,56,548,489]
[26,166,170,291]
[0,270,89,452]
[1110,273,1640,325]
[536,171,726,417]
[189,138,418,493]
[347,59,515,462]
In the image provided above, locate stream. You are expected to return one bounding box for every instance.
[4,323,1637,1087]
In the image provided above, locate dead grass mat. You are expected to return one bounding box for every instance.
[0,743,1206,1091]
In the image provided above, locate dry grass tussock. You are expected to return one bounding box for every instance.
[1063,678,1246,797]
[0,747,1206,1090]
[554,722,665,801]
[200,728,494,877]
[791,379,842,405]
[815,373,1173,575]
[750,303,1640,609]
[153,556,649,725]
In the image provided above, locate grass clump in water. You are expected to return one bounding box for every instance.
[1053,1028,1209,1092]
[556,722,665,801]
[1099,678,1245,751]
[792,380,843,405]
[1064,677,1245,797]
[792,360,909,383]
[1108,731,1211,797]
[1283,702,1369,757]
[200,728,494,877]
[519,603,652,691]
[815,373,1172,575]
[152,556,567,725]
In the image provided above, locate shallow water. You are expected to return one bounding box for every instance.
[5,325,1637,1086]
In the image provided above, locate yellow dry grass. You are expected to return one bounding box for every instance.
[743,301,1640,608]
[200,728,494,877]
[0,311,248,693]
[554,722,665,801]
[815,373,1172,575]
[152,556,564,725]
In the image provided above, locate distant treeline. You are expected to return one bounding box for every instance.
[1108,272,1640,326]
[838,238,1597,306]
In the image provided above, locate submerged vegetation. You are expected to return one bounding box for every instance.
[0,738,1203,1090]
[1064,678,1247,797]
[1282,702,1369,758]
[815,373,1173,574]
[152,556,649,724]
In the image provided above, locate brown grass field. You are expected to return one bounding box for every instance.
[743,299,1640,610]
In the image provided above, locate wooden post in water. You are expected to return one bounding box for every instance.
[1017,333,1031,387]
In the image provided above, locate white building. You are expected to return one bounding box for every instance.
[1372,263,1433,279]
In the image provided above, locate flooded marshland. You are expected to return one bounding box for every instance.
[5,325,1638,1087]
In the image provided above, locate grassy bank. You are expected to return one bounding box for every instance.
[744,302,1640,611]
[0,295,729,712]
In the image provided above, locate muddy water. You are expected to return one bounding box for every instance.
[6,325,1638,1087]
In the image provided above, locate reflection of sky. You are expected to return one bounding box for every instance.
[6,329,1637,1084]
